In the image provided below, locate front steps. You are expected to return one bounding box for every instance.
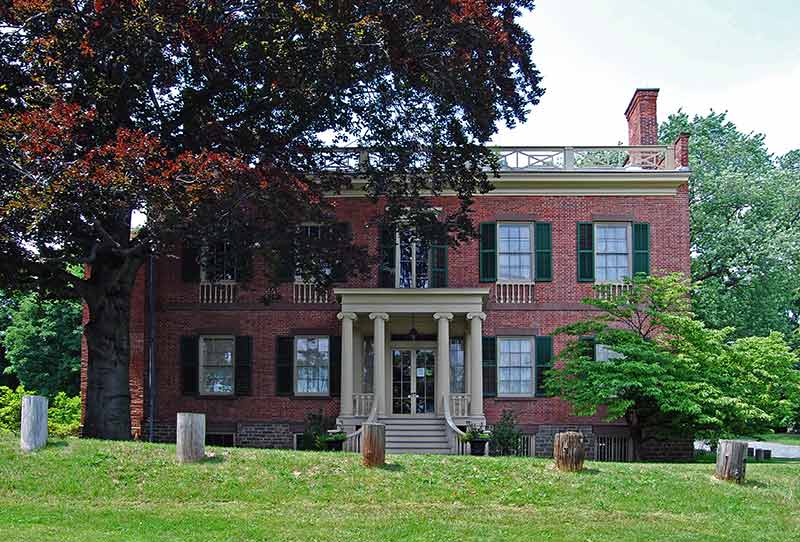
[379,416,451,455]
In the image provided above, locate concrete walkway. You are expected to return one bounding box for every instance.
[695,439,800,459]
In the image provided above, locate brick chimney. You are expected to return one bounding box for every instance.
[624,88,659,145]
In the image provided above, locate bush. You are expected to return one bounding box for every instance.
[301,409,337,451]
[0,385,80,437]
[490,410,523,456]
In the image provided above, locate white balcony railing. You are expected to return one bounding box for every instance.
[316,145,677,173]
[448,394,471,417]
[353,393,374,417]
[292,281,330,304]
[495,281,535,304]
[593,282,633,301]
[199,281,238,304]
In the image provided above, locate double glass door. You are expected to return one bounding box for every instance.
[392,348,436,415]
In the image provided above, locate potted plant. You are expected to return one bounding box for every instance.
[460,422,491,456]
[319,430,348,451]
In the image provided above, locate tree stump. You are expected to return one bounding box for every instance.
[20,395,48,452]
[715,440,747,483]
[553,431,585,472]
[176,412,206,463]
[362,423,385,467]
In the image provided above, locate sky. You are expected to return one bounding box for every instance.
[491,0,800,155]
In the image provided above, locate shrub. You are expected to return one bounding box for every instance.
[0,385,80,437]
[301,409,337,451]
[490,410,523,456]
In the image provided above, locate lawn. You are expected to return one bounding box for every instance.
[1,435,798,542]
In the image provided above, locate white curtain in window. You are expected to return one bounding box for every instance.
[295,337,330,394]
[498,224,532,281]
[498,338,533,395]
[595,224,630,282]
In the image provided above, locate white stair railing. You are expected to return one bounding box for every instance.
[443,393,470,455]
[343,399,378,453]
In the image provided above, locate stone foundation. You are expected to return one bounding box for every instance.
[534,424,595,458]
[143,419,298,449]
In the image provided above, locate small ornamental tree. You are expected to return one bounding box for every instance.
[0,1,544,438]
[547,274,800,460]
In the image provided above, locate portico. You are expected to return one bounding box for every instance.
[334,288,489,431]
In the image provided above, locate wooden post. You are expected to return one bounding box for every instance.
[553,431,585,472]
[176,412,206,463]
[715,440,747,483]
[20,395,48,452]
[362,422,385,467]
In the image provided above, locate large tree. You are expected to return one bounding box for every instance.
[0,1,543,438]
[659,111,800,338]
[548,275,800,459]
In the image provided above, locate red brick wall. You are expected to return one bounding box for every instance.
[625,89,659,146]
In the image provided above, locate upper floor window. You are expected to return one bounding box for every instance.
[199,335,235,395]
[379,225,447,288]
[498,223,533,281]
[295,336,330,395]
[200,242,240,283]
[594,223,631,283]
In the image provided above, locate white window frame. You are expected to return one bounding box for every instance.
[294,223,334,283]
[293,335,331,397]
[496,222,535,283]
[394,228,431,289]
[595,343,625,362]
[198,335,236,396]
[496,336,536,398]
[199,242,239,283]
[593,222,633,284]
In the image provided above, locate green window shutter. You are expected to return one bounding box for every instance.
[378,224,396,287]
[181,243,201,283]
[579,336,596,360]
[632,223,650,276]
[577,222,594,282]
[430,236,448,288]
[479,222,497,282]
[331,223,351,283]
[235,336,253,396]
[329,336,341,397]
[534,222,553,282]
[535,336,553,397]
[275,336,294,396]
[482,336,497,397]
[180,336,199,395]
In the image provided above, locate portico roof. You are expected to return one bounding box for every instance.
[333,288,489,315]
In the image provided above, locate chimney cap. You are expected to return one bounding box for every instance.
[624,88,660,119]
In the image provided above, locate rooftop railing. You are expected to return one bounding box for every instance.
[315,145,678,173]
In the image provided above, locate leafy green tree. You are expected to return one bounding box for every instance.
[0,1,543,438]
[548,274,800,459]
[2,294,82,397]
[660,111,800,338]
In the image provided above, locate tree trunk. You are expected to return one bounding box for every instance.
[715,440,747,483]
[20,395,48,452]
[553,431,585,472]
[362,423,385,467]
[82,256,143,440]
[176,412,206,463]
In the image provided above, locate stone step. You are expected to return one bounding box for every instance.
[386,435,449,443]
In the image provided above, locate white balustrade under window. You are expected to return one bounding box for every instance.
[593,282,633,300]
[293,282,330,304]
[199,281,238,304]
[494,281,535,304]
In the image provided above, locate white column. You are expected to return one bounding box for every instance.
[434,313,453,415]
[369,313,389,416]
[467,312,486,417]
[337,312,357,417]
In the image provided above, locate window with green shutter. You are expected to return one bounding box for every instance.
[479,222,497,282]
[632,223,650,276]
[577,222,594,282]
[534,336,553,397]
[534,222,552,282]
[482,336,497,396]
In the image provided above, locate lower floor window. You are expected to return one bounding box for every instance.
[595,343,625,362]
[295,336,330,395]
[200,336,235,395]
[362,338,374,394]
[498,337,533,396]
[450,338,465,393]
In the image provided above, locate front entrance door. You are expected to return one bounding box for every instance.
[392,348,436,415]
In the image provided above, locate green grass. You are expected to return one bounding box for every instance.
[739,433,800,446]
[1,435,798,541]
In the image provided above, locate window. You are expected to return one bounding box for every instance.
[199,336,235,395]
[295,336,330,395]
[595,223,631,283]
[450,338,465,393]
[295,224,331,281]
[396,229,431,288]
[497,337,534,396]
[362,338,374,394]
[201,242,239,282]
[595,343,625,362]
[498,223,533,281]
